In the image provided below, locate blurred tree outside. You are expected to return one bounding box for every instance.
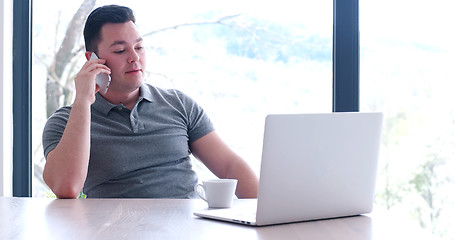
[45,0,96,118]
[410,144,453,238]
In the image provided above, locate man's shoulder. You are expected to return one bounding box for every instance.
[142,83,189,101]
[42,106,73,129]
[143,83,182,94]
[48,105,73,119]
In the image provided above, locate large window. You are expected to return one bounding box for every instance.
[32,1,333,195]
[19,0,455,238]
[360,0,455,238]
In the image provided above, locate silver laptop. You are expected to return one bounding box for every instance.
[194,112,383,226]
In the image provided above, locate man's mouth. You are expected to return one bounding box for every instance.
[125,69,142,74]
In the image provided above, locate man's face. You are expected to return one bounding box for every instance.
[96,21,146,94]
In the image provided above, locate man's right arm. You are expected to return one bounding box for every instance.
[43,56,110,198]
[43,100,92,198]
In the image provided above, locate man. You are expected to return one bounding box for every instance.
[42,5,258,199]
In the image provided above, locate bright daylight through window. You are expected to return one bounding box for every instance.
[360,0,455,239]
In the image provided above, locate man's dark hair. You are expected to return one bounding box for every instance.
[83,5,136,52]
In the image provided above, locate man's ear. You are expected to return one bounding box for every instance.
[85,51,92,61]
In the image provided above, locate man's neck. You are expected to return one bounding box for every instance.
[102,87,141,110]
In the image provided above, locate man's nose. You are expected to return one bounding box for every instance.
[128,50,140,63]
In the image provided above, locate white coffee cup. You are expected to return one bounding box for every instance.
[194,179,238,208]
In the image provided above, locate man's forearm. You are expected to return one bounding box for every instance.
[226,159,259,199]
[43,101,92,198]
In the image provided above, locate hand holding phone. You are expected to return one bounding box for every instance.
[89,52,111,94]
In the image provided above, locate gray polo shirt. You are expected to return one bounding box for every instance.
[42,84,215,198]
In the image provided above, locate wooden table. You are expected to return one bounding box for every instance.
[0,197,429,240]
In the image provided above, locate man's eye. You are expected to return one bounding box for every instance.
[114,50,124,54]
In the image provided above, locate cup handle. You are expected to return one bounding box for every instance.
[194,184,207,202]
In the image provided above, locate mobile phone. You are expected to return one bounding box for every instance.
[89,52,111,94]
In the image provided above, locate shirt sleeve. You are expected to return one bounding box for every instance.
[174,90,215,143]
[42,106,72,158]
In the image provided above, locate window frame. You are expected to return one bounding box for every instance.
[333,0,359,112]
[12,0,32,197]
[12,0,359,196]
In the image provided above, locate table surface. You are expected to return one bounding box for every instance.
[0,197,429,240]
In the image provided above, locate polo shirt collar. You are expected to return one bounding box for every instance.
[139,83,154,102]
[92,84,153,116]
